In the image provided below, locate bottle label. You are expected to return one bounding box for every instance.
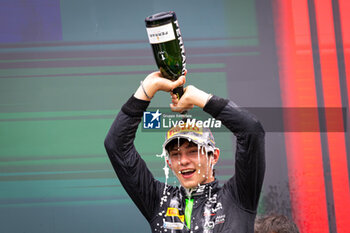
[146,23,176,44]
[174,20,186,74]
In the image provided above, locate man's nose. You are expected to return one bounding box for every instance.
[179,152,191,165]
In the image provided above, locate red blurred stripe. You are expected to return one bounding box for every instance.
[273,0,329,232]
[338,0,350,119]
[313,0,350,232]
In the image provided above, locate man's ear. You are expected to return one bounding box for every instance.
[211,148,220,165]
[166,157,172,169]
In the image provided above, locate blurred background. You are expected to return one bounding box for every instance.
[0,0,349,232]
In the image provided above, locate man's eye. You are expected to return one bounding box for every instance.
[170,153,178,157]
[189,149,198,154]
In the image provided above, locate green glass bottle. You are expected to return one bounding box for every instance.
[145,11,186,99]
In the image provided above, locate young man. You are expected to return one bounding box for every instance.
[104,71,265,232]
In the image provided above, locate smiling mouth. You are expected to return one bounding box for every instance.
[180,169,196,178]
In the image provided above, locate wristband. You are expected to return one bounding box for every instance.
[140,81,152,99]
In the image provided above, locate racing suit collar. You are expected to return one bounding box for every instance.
[180,179,219,198]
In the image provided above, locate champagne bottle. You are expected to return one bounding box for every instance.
[145,11,186,99]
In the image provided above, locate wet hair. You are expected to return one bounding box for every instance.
[165,138,214,156]
[254,214,299,233]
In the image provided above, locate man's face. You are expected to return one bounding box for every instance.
[167,140,219,189]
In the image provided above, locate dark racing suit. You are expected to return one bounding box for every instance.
[104,95,265,233]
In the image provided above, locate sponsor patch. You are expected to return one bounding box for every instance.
[215,215,226,225]
[166,207,184,222]
[163,221,184,230]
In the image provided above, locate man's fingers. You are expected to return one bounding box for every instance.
[172,76,185,89]
[172,96,179,105]
[180,75,186,84]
